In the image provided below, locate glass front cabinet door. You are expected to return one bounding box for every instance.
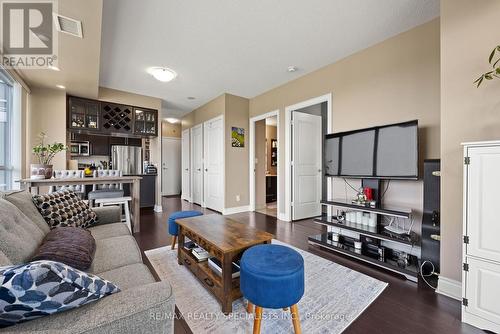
[68,97,100,131]
[134,108,157,136]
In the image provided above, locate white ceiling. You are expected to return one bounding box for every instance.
[99,0,439,118]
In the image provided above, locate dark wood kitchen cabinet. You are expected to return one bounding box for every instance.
[101,103,134,134]
[68,97,100,131]
[134,108,158,136]
[91,136,109,156]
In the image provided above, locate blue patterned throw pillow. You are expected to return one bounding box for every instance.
[0,260,120,328]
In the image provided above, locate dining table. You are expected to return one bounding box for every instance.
[17,176,143,233]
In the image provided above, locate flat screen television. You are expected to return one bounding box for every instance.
[325,120,418,179]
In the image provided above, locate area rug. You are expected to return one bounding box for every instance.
[145,240,387,334]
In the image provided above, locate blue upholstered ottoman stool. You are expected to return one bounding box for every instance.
[240,244,305,334]
[168,210,203,249]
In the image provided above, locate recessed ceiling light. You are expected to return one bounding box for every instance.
[187,96,196,100]
[147,67,177,82]
[48,65,60,71]
[56,84,65,89]
[287,66,298,72]
[164,118,180,124]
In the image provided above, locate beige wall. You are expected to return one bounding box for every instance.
[181,94,225,130]
[440,1,500,282]
[98,87,163,209]
[181,93,250,209]
[28,88,67,170]
[266,125,277,175]
[250,19,440,216]
[225,94,249,208]
[162,122,181,138]
[255,120,266,209]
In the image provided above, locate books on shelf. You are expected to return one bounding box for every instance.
[208,257,241,278]
[192,247,210,262]
[183,239,196,251]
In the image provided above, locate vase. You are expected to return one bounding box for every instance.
[30,164,53,179]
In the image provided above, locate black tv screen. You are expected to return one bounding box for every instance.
[325,120,418,179]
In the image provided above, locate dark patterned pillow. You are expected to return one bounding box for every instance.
[33,190,98,229]
[0,260,120,328]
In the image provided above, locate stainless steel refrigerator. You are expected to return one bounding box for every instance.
[111,145,143,175]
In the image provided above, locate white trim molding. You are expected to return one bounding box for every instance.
[154,205,163,213]
[223,205,250,215]
[436,276,461,301]
[249,110,280,214]
[284,93,332,222]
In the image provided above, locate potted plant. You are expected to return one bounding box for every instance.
[31,132,67,179]
[474,45,500,87]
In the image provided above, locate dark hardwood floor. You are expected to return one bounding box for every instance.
[135,196,482,334]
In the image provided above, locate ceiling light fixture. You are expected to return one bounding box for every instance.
[147,67,177,82]
[56,84,66,89]
[165,118,180,124]
[287,66,298,72]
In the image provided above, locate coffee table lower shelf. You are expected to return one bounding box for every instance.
[178,248,242,311]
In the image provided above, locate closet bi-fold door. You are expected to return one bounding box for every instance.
[181,129,191,201]
[203,116,224,213]
[191,124,204,206]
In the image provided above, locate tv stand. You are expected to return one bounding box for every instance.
[309,178,421,282]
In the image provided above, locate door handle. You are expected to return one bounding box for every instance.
[205,168,208,172]
[185,168,189,171]
[197,168,201,172]
[318,169,322,173]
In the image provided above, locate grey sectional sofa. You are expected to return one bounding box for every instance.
[0,190,175,334]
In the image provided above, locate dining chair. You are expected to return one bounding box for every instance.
[49,170,85,198]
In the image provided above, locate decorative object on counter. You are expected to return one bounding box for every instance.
[271,139,278,166]
[100,160,108,169]
[231,126,245,147]
[30,132,67,179]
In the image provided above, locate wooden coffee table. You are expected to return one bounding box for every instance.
[176,214,274,314]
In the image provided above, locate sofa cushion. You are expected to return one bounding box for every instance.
[0,260,120,328]
[0,190,50,235]
[32,190,98,229]
[88,223,130,241]
[90,236,142,274]
[0,251,11,267]
[98,263,156,290]
[0,199,45,264]
[32,227,96,271]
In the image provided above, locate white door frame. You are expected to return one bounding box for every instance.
[249,110,280,214]
[203,114,225,212]
[285,93,333,222]
[161,136,182,196]
[190,123,204,207]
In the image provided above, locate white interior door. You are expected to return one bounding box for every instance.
[191,125,204,205]
[292,112,322,220]
[162,137,181,196]
[204,116,224,212]
[467,146,500,262]
[181,129,191,201]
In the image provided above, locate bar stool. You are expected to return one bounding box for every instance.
[95,196,132,232]
[88,170,124,207]
[240,244,305,334]
[168,210,203,249]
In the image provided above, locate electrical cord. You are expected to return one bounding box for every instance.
[343,178,359,193]
[381,180,391,200]
[420,260,438,290]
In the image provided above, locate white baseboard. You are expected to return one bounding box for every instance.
[278,213,290,221]
[223,205,250,215]
[436,276,461,301]
[154,205,163,213]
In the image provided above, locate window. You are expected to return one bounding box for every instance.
[0,68,19,191]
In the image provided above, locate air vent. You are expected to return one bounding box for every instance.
[53,13,83,38]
